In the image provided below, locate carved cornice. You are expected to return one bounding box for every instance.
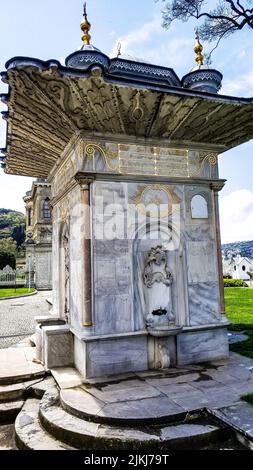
[1,62,253,178]
[74,172,95,187]
[210,180,226,192]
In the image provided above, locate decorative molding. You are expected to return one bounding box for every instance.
[190,152,218,178]
[133,184,181,218]
[3,62,252,177]
[143,246,173,288]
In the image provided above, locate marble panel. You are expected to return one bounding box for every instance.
[95,294,133,335]
[86,335,148,378]
[187,241,217,283]
[43,326,74,369]
[188,282,220,326]
[177,328,229,365]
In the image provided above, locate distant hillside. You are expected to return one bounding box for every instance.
[222,240,253,260]
[0,209,26,248]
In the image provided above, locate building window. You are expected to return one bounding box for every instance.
[242,265,246,271]
[43,198,51,219]
[234,266,236,271]
[28,208,32,226]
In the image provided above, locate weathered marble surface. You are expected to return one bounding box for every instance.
[177,328,229,365]
[187,241,217,283]
[44,326,74,369]
[34,248,52,290]
[86,335,148,378]
[188,282,220,326]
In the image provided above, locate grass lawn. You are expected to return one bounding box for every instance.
[225,287,253,326]
[0,288,36,298]
[225,287,253,359]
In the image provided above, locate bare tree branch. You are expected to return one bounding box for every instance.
[156,0,253,58]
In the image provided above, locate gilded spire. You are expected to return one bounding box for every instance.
[194,29,203,66]
[81,2,91,46]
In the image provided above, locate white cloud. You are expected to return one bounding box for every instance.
[220,189,253,243]
[111,18,161,57]
[110,17,192,71]
[222,71,253,96]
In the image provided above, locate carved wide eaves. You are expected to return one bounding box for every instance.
[2,65,253,177]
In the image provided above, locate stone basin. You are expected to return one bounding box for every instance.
[147,325,183,337]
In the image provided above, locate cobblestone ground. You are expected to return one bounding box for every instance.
[0,291,51,349]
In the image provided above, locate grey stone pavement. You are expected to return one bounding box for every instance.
[0,291,51,348]
[56,352,253,421]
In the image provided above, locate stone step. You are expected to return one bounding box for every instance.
[0,400,24,424]
[0,383,25,402]
[15,398,75,450]
[0,377,56,402]
[0,347,46,386]
[210,402,253,450]
[60,387,187,425]
[41,391,222,450]
[0,370,46,386]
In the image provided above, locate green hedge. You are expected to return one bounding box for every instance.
[224,278,248,288]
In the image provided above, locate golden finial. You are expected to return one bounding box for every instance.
[81,2,91,46]
[194,29,203,66]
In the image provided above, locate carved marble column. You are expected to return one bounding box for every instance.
[75,174,94,327]
[211,181,226,316]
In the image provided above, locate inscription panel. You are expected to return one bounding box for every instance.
[80,140,218,180]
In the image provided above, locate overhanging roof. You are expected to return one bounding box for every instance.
[1,57,253,178]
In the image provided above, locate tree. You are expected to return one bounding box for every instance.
[0,237,17,255]
[156,1,253,57]
[0,252,16,270]
[12,225,26,249]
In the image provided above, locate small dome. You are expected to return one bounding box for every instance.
[182,33,223,94]
[65,44,110,71]
[182,65,223,94]
[65,5,110,71]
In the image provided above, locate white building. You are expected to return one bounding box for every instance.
[223,255,253,281]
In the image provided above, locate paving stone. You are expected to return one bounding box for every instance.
[95,378,148,391]
[229,381,253,395]
[171,390,210,411]
[84,372,136,385]
[61,388,106,418]
[205,392,240,409]
[153,383,198,397]
[212,402,253,442]
[85,384,163,403]
[203,370,239,384]
[97,396,185,422]
[51,367,83,390]
[191,379,223,393]
[0,291,50,349]
[160,423,219,440]
[144,372,200,386]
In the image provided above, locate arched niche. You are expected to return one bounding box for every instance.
[191,195,208,219]
[132,221,187,330]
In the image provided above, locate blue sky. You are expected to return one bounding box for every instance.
[0,0,252,243]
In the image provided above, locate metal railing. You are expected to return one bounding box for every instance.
[0,265,26,287]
